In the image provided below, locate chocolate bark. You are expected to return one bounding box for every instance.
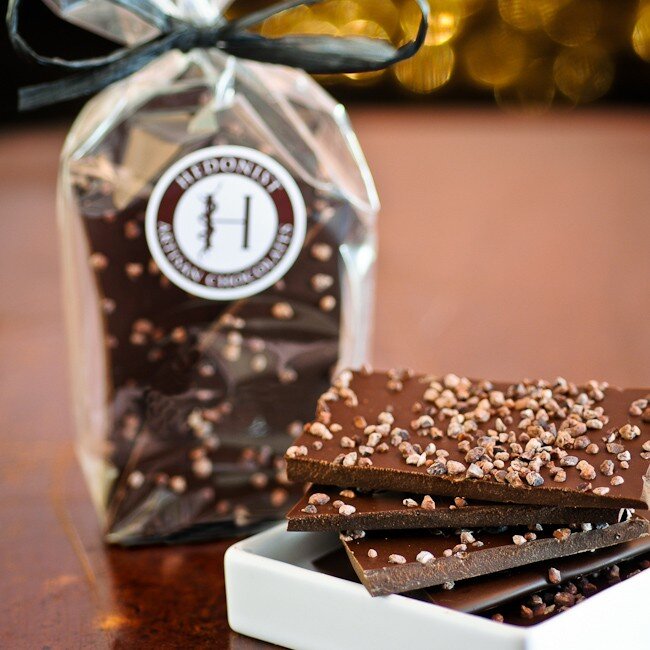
[72,98,364,542]
[286,370,650,509]
[340,515,649,596]
[313,535,650,617]
[313,530,650,613]
[288,485,623,531]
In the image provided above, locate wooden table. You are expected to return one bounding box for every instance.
[1,109,649,649]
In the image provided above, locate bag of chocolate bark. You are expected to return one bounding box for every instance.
[9,0,427,543]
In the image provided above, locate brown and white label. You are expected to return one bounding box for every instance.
[146,146,306,300]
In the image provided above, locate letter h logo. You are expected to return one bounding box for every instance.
[200,190,251,252]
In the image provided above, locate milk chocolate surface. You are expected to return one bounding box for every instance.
[341,516,649,596]
[288,485,622,531]
[286,370,650,509]
[313,530,650,613]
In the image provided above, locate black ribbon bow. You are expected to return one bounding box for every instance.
[7,0,429,111]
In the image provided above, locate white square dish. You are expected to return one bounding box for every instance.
[225,523,650,650]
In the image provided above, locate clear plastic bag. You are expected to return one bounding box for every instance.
[58,11,378,544]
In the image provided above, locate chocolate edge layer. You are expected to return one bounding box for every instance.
[287,502,623,533]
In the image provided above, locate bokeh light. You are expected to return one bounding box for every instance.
[400,1,462,46]
[632,6,650,62]
[289,19,339,36]
[494,58,555,112]
[393,42,455,93]
[464,23,528,88]
[498,0,555,32]
[251,0,650,109]
[554,44,614,103]
[260,5,314,37]
[309,0,365,25]
[544,0,602,48]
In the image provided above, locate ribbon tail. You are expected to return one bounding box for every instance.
[17,31,186,111]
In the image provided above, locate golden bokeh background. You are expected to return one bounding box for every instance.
[233,0,650,110]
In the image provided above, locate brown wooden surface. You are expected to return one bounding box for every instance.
[1,109,649,649]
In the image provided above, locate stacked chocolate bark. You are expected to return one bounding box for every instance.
[284,368,650,620]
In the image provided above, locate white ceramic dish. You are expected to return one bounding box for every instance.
[225,523,650,650]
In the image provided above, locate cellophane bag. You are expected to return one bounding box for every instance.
[57,1,378,544]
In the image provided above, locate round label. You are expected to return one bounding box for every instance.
[145,146,306,300]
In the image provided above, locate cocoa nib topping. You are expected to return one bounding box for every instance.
[340,530,365,542]
[286,445,308,459]
[271,302,294,320]
[553,528,572,542]
[548,567,562,584]
[487,551,650,625]
[310,242,333,262]
[319,295,336,312]
[308,492,330,506]
[287,370,649,502]
[421,495,436,510]
[310,273,334,293]
[416,550,435,564]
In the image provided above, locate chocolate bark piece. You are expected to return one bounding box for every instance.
[74,104,358,541]
[288,485,623,531]
[340,515,649,596]
[313,529,650,613]
[286,370,650,509]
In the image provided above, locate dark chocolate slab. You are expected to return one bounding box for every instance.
[288,485,623,531]
[341,516,649,596]
[286,370,650,508]
[313,530,650,613]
